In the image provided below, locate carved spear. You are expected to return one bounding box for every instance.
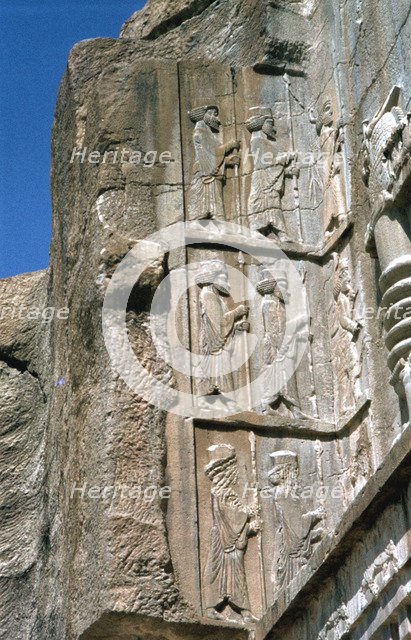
[237,250,252,410]
[233,158,242,225]
[284,73,302,242]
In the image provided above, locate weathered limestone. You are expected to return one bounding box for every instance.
[1,0,410,639]
[0,271,49,640]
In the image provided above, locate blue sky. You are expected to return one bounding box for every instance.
[0,0,146,278]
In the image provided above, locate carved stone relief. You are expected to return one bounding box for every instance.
[245,106,299,241]
[328,253,362,417]
[362,86,410,250]
[399,353,411,426]
[196,428,263,621]
[169,63,376,631]
[193,422,330,622]
[256,270,309,418]
[360,541,399,602]
[184,234,351,425]
[203,444,259,624]
[187,105,240,223]
[350,423,372,493]
[310,99,349,237]
[362,86,411,409]
[267,450,324,593]
[318,604,350,640]
[194,258,249,408]
[184,69,355,253]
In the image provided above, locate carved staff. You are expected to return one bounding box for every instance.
[284,73,302,242]
[297,261,318,417]
[237,251,252,410]
[224,141,241,222]
[230,81,242,226]
[249,430,267,611]
[233,161,242,224]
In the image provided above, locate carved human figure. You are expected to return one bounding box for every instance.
[361,87,411,397]
[403,111,411,156]
[362,86,409,252]
[361,541,399,599]
[246,107,299,240]
[256,270,309,418]
[195,261,249,397]
[310,100,347,236]
[362,93,408,200]
[399,352,411,423]
[268,451,324,591]
[204,444,258,623]
[188,105,240,222]
[330,255,362,416]
[318,606,350,640]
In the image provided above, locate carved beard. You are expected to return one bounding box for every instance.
[211,463,242,506]
[262,120,276,140]
[204,113,221,132]
[213,283,230,296]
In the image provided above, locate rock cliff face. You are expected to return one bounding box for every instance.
[1,1,410,639]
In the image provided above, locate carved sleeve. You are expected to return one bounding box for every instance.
[338,298,357,334]
[193,130,226,176]
[202,290,236,344]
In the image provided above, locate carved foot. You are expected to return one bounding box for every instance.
[241,610,258,623]
[290,407,312,420]
[277,232,293,244]
[206,607,225,620]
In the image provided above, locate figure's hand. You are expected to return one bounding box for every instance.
[353,320,363,337]
[310,527,324,544]
[277,152,288,165]
[247,501,262,533]
[249,518,262,534]
[226,153,241,167]
[290,164,300,177]
[246,504,256,517]
[226,140,241,153]
[308,506,325,523]
[236,320,250,332]
[235,304,249,319]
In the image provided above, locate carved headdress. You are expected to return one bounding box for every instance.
[363,86,404,142]
[246,106,273,132]
[188,105,219,123]
[362,86,406,189]
[268,450,299,489]
[332,254,350,300]
[309,99,334,135]
[205,444,237,480]
[257,269,287,296]
[269,450,297,468]
[195,259,228,287]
